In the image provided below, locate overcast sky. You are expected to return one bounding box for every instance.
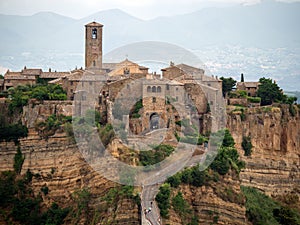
[0,0,298,20]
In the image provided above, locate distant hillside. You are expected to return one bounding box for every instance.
[0,1,299,91]
[0,1,299,54]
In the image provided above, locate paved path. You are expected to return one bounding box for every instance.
[140,146,206,225]
[142,184,161,225]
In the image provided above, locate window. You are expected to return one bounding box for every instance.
[152,97,156,103]
[124,68,130,75]
[152,86,156,92]
[176,96,178,101]
[70,81,73,86]
[166,84,169,90]
[176,87,178,91]
[89,81,92,86]
[92,28,97,39]
[147,86,151,92]
[157,86,161,93]
[93,60,96,67]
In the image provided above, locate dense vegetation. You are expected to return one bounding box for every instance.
[7,84,67,112]
[0,123,28,143]
[157,129,245,220]
[242,135,253,156]
[257,77,297,106]
[0,149,69,225]
[35,114,72,139]
[155,183,171,218]
[175,119,208,145]
[139,144,174,166]
[130,99,143,118]
[220,77,236,97]
[242,186,300,225]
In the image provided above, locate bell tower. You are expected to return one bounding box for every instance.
[85,21,103,70]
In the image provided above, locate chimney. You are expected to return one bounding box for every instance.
[49,68,51,72]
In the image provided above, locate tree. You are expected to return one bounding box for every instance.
[241,73,245,82]
[220,77,237,97]
[257,78,283,106]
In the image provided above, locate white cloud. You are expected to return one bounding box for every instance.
[0,0,299,19]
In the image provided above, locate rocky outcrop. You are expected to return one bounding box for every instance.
[164,171,249,225]
[227,105,300,196]
[0,133,140,224]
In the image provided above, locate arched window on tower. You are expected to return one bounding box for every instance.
[152,86,156,93]
[147,86,151,92]
[92,28,97,39]
[157,86,161,93]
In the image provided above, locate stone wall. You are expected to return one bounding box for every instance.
[22,100,73,128]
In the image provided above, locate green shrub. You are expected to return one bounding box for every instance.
[248,97,261,103]
[41,186,49,195]
[8,84,67,112]
[240,186,300,225]
[139,144,174,166]
[98,123,115,147]
[289,104,296,117]
[0,123,28,143]
[172,192,191,222]
[0,171,16,207]
[242,136,253,156]
[156,183,171,218]
[14,146,25,174]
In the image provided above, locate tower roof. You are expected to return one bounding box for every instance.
[85,21,103,27]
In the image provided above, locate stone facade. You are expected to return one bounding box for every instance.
[85,21,103,71]
[236,82,260,97]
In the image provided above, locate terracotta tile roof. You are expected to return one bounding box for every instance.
[85,21,103,27]
[48,78,63,84]
[237,82,260,88]
[4,73,36,80]
[67,70,108,82]
[243,82,260,88]
[21,69,42,76]
[40,72,70,79]
[176,63,205,75]
[102,63,118,71]
[5,72,21,76]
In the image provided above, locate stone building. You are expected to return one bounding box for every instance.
[0,20,224,135]
[236,81,260,97]
[85,22,104,71]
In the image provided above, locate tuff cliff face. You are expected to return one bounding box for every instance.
[0,134,140,224]
[0,102,140,224]
[0,102,299,225]
[165,172,249,225]
[227,105,300,197]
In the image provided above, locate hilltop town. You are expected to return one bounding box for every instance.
[0,21,299,225]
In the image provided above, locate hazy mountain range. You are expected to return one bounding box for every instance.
[0,0,299,91]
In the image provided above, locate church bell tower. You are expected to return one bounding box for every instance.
[85,21,103,70]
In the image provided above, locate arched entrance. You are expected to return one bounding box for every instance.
[150,113,159,130]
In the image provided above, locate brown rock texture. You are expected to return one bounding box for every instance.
[164,172,249,225]
[0,134,140,224]
[227,105,300,196]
